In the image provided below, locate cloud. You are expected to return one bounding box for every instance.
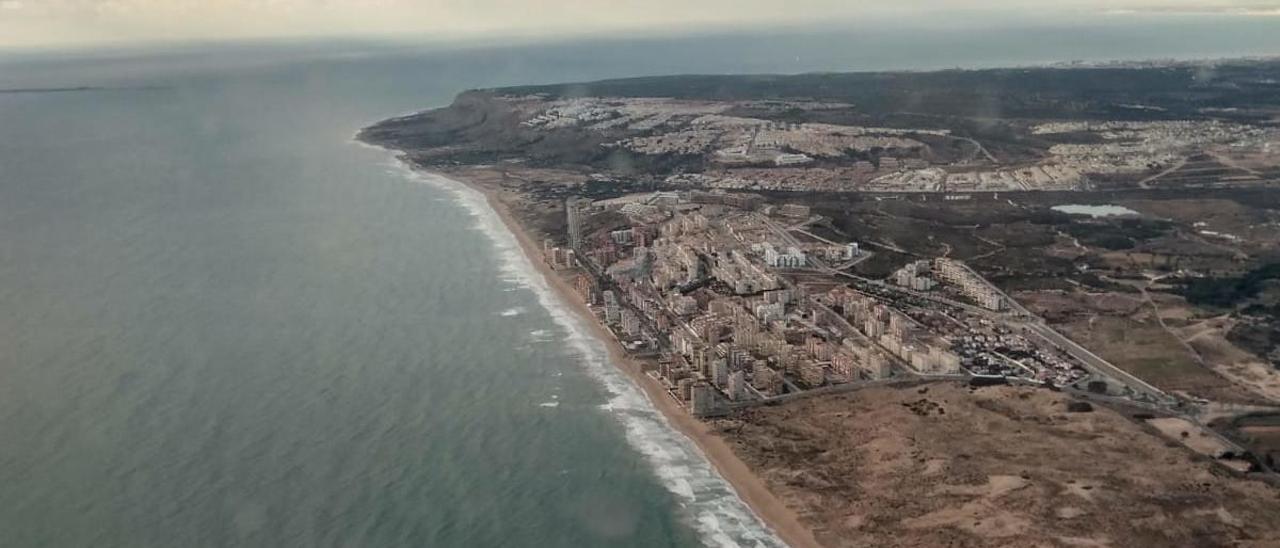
[1108,1,1280,15]
[1,1,1278,49]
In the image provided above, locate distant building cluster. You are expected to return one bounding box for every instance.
[824,288,961,375]
[557,189,942,414]
[551,187,1104,417]
[509,92,1280,199]
[1033,120,1278,185]
[760,243,807,269]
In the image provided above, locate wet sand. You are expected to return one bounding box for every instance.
[441,169,821,548]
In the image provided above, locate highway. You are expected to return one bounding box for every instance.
[760,210,1178,407]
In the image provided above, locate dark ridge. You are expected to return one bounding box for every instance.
[0,85,167,95]
[0,86,102,94]
[480,59,1280,120]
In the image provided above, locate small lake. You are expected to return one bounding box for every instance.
[1051,204,1140,218]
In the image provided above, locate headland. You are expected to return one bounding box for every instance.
[360,59,1280,546]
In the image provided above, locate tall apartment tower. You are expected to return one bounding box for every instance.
[566,198,586,250]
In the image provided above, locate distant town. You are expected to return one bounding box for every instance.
[550,189,1162,419]
[360,59,1280,546]
[522,97,1277,193]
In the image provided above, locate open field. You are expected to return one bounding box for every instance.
[713,383,1280,548]
[1148,417,1236,458]
[1019,290,1272,404]
[1063,316,1211,386]
[1225,414,1280,471]
[1185,323,1280,402]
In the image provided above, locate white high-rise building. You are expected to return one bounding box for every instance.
[727,370,747,401]
[710,359,729,388]
[566,198,587,250]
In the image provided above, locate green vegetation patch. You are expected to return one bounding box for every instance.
[1177,263,1280,308]
[1064,218,1175,251]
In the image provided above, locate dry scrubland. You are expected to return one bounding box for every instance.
[1018,288,1280,405]
[714,384,1280,548]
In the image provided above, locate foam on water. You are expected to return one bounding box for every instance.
[499,307,525,317]
[383,157,784,547]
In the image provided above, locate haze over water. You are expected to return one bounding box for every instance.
[0,22,1277,547]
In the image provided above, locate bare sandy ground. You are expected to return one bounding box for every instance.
[1147,417,1235,457]
[713,383,1280,548]
[439,168,822,548]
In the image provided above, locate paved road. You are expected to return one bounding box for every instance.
[1022,321,1174,404]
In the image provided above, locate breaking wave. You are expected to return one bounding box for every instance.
[382,157,784,548]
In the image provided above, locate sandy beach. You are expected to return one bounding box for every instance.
[436,168,821,548]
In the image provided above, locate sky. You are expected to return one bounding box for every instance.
[0,0,1278,50]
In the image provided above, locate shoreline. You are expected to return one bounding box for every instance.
[434,166,821,548]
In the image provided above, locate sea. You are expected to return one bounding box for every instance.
[0,19,1276,547]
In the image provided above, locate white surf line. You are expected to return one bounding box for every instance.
[372,153,784,548]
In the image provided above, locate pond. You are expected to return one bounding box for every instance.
[1051,204,1140,218]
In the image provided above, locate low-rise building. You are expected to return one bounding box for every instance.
[778,203,811,218]
[774,153,813,166]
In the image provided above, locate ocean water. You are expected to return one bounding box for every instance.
[0,40,787,548]
[0,22,1277,547]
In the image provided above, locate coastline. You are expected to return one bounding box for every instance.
[435,166,821,548]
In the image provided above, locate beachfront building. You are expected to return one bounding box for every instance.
[690,382,717,416]
[621,309,641,337]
